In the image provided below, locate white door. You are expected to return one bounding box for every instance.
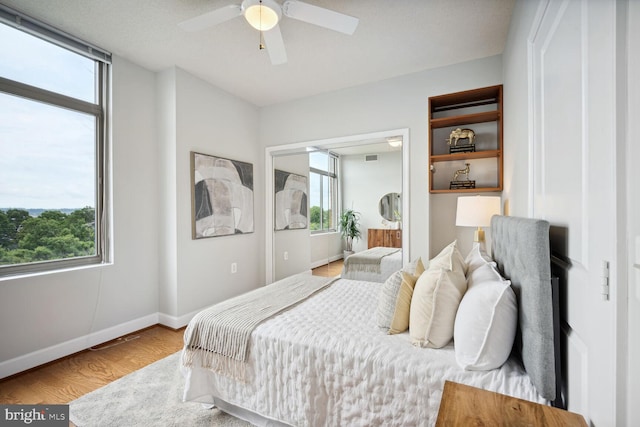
[529,0,618,425]
[627,0,640,423]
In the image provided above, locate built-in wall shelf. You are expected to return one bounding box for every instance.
[430,111,500,130]
[430,149,501,163]
[428,85,503,193]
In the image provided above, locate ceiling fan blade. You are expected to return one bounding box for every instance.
[178,4,242,32]
[263,25,288,65]
[282,0,359,35]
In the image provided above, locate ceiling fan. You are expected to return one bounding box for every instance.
[178,0,359,65]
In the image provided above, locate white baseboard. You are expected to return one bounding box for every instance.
[157,309,200,329]
[310,254,344,270]
[0,307,220,379]
[0,313,158,379]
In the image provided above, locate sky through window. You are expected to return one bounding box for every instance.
[0,23,96,210]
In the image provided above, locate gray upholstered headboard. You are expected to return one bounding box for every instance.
[490,215,559,404]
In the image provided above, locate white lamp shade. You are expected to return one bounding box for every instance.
[455,196,501,227]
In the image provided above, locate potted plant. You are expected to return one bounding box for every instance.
[339,209,361,258]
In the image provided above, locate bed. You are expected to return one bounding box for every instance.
[340,246,402,282]
[181,215,561,426]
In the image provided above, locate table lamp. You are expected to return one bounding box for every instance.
[455,196,501,242]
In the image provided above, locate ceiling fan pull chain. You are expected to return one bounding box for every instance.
[258,0,265,50]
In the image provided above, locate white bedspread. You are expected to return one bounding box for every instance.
[183,278,545,426]
[340,250,402,283]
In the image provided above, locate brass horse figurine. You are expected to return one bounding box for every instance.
[453,163,470,181]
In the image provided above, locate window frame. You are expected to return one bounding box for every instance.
[0,6,111,278]
[309,152,338,234]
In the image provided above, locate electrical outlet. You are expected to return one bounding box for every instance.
[284,251,289,261]
[231,262,237,274]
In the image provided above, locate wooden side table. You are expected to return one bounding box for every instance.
[435,381,588,426]
[367,228,402,249]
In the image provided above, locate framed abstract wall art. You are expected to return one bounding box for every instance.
[274,169,308,231]
[191,151,254,239]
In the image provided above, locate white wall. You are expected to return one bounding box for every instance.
[172,68,262,318]
[157,68,178,319]
[501,0,538,218]
[156,68,263,325]
[259,56,503,263]
[342,151,402,253]
[0,56,160,377]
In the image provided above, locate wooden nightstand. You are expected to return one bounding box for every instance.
[435,381,588,426]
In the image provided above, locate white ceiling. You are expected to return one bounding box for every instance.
[1,0,515,107]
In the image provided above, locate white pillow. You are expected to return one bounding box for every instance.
[409,241,467,348]
[454,279,517,370]
[428,240,466,272]
[466,262,505,289]
[464,243,495,275]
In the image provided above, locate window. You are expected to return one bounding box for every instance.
[0,6,111,277]
[309,151,338,232]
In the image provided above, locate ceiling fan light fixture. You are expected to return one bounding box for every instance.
[244,0,280,31]
[387,137,402,148]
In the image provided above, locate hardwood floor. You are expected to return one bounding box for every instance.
[311,259,344,277]
[1,263,342,410]
[0,325,184,405]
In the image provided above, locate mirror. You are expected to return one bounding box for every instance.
[265,129,409,283]
[379,192,401,221]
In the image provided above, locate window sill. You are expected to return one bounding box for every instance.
[0,260,113,282]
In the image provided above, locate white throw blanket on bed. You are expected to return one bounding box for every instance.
[343,247,400,274]
[182,273,336,380]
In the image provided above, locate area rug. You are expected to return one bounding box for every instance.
[69,351,250,427]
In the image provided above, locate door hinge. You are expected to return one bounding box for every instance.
[601,260,609,301]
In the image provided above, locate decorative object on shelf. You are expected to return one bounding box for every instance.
[447,128,475,146]
[455,195,501,242]
[450,163,475,189]
[191,151,254,239]
[449,144,476,154]
[450,181,476,190]
[339,209,361,257]
[382,217,401,230]
[392,209,402,229]
[274,169,308,231]
[447,128,476,154]
[428,85,503,193]
[453,163,470,181]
